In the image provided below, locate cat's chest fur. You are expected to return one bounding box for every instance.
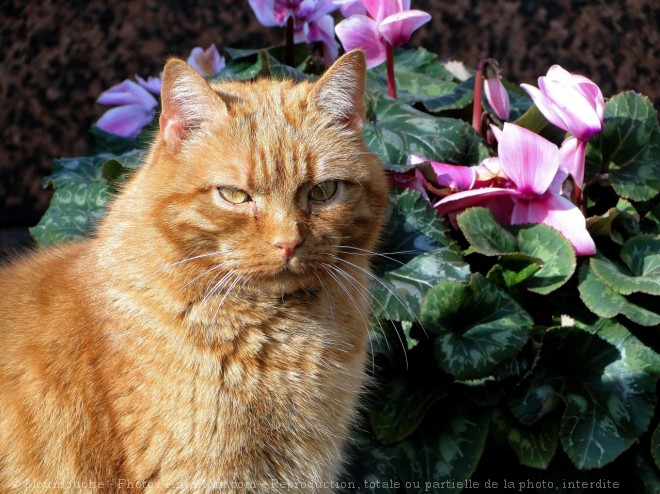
[103,286,368,491]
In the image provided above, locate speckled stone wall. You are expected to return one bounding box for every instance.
[1,0,658,226]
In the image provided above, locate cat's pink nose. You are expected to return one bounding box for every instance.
[274,239,303,261]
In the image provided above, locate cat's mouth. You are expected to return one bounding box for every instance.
[261,260,321,294]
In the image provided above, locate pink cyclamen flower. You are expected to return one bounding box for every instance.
[96,79,158,139]
[520,65,604,141]
[484,73,510,121]
[435,123,596,256]
[409,155,476,191]
[187,44,226,77]
[248,0,340,61]
[335,0,431,68]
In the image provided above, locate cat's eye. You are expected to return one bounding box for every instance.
[308,181,339,202]
[218,187,251,204]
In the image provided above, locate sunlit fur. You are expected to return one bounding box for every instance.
[0,51,388,492]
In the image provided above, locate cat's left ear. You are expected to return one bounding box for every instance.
[309,50,366,130]
[159,58,227,152]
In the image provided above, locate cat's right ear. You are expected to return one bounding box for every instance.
[159,58,227,152]
[309,50,367,131]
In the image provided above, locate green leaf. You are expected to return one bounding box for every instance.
[514,224,576,295]
[579,263,660,326]
[486,253,542,288]
[212,57,263,81]
[400,321,418,350]
[422,77,475,113]
[420,280,465,334]
[593,92,660,201]
[422,274,533,380]
[30,182,111,246]
[457,207,517,255]
[372,189,469,322]
[587,234,660,298]
[457,208,576,294]
[343,434,400,494]
[369,373,445,444]
[490,408,559,470]
[257,51,312,82]
[652,423,660,470]
[45,155,110,187]
[102,149,148,182]
[609,130,660,201]
[366,48,458,106]
[641,203,660,235]
[374,249,469,322]
[505,86,533,122]
[586,199,640,245]
[363,91,485,166]
[30,156,113,245]
[631,450,660,494]
[396,403,488,494]
[510,321,660,470]
[512,103,548,134]
[386,188,454,246]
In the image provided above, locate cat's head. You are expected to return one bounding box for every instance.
[131,51,388,295]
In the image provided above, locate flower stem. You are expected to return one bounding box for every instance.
[386,43,397,99]
[286,16,295,66]
[472,59,486,133]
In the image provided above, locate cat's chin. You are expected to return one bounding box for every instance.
[259,264,320,296]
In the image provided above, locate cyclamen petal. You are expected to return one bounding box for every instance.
[409,155,476,191]
[484,74,510,121]
[97,80,158,108]
[559,136,586,188]
[430,163,476,191]
[136,75,162,95]
[187,44,226,78]
[335,15,387,68]
[362,0,389,21]
[307,14,339,63]
[520,83,567,133]
[96,104,155,139]
[512,195,596,255]
[335,0,365,16]
[393,168,432,202]
[378,10,431,48]
[497,123,559,196]
[248,0,280,26]
[434,187,516,216]
[539,78,603,139]
[489,124,504,143]
[521,65,604,140]
[301,0,339,22]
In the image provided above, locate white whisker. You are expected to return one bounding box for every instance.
[213,272,243,320]
[336,245,419,266]
[159,249,233,271]
[319,263,376,374]
[184,260,237,288]
[326,253,424,330]
[311,266,335,318]
[327,263,408,368]
[200,269,237,307]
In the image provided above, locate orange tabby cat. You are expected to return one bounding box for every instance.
[0,50,388,492]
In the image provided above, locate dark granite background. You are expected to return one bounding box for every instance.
[1,0,658,230]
